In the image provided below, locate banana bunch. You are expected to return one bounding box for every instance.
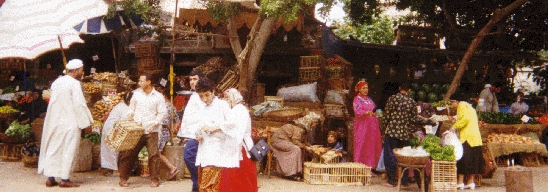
[83,82,101,94]
[0,106,19,114]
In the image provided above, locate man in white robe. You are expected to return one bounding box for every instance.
[38,59,93,188]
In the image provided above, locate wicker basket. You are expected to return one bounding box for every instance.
[135,42,157,58]
[0,143,23,161]
[21,153,38,168]
[105,120,144,151]
[324,104,345,118]
[137,56,163,70]
[325,66,344,79]
[430,160,457,192]
[393,148,431,165]
[300,55,327,68]
[0,133,25,144]
[262,108,304,122]
[303,162,371,186]
[264,96,284,107]
[299,67,322,82]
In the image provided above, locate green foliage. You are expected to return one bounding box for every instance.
[206,2,242,22]
[5,120,32,140]
[333,16,395,44]
[478,112,538,124]
[340,0,382,25]
[84,132,101,145]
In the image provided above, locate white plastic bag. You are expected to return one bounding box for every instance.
[442,130,463,161]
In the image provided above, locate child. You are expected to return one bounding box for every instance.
[321,131,344,163]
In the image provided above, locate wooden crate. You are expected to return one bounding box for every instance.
[304,162,371,186]
[299,67,322,82]
[264,96,284,107]
[137,57,162,70]
[430,160,457,192]
[324,104,345,118]
[105,120,144,151]
[300,55,327,68]
[135,42,157,57]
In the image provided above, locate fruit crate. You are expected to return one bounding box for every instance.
[135,42,157,58]
[304,162,371,186]
[300,55,327,68]
[430,160,457,192]
[299,67,322,82]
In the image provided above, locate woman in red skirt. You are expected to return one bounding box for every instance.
[218,88,258,192]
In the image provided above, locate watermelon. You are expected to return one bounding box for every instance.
[428,92,439,102]
[442,84,450,92]
[422,84,432,93]
[416,91,426,101]
[409,90,416,99]
[432,84,441,93]
[412,83,420,91]
[439,93,446,100]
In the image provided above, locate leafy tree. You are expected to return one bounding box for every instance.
[332,16,395,45]
[206,0,336,100]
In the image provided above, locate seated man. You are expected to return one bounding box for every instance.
[271,113,320,181]
[510,92,529,115]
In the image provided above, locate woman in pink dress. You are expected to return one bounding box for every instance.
[353,81,382,169]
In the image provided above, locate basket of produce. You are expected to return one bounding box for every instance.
[2,120,32,144]
[21,141,40,168]
[262,108,304,122]
[0,106,20,119]
[393,147,431,165]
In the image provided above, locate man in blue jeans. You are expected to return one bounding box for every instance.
[382,82,435,187]
[177,69,204,192]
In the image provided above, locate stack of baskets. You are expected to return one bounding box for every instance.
[299,55,326,83]
[135,41,163,77]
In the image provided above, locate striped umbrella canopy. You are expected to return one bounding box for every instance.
[0,0,108,59]
[73,11,144,34]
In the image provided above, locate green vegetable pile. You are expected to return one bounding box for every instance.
[5,120,32,140]
[478,112,538,124]
[410,134,455,161]
[84,132,101,145]
[432,100,450,108]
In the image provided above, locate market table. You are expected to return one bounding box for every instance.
[481,124,548,139]
[486,142,548,159]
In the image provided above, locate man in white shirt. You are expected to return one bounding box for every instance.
[118,73,167,187]
[476,83,501,112]
[38,59,93,188]
[176,69,204,192]
[510,92,529,115]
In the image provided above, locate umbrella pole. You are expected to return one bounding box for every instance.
[23,60,27,92]
[169,0,179,136]
[111,33,119,85]
[57,35,67,73]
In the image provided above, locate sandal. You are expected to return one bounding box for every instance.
[167,169,180,180]
[119,180,129,187]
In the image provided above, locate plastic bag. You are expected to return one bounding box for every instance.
[376,149,385,172]
[442,130,463,161]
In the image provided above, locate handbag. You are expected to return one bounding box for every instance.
[245,139,270,162]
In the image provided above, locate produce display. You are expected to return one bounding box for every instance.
[5,120,32,140]
[410,134,455,161]
[432,100,450,108]
[91,93,125,121]
[22,141,40,156]
[84,132,101,145]
[91,72,117,82]
[409,83,449,102]
[478,112,538,124]
[486,133,539,144]
[0,105,19,114]
[83,82,101,94]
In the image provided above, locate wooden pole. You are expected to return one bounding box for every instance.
[57,35,68,74]
[111,32,119,85]
[169,0,179,137]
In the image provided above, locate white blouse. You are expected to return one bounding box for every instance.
[194,97,231,167]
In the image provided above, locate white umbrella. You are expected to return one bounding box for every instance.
[0,0,108,60]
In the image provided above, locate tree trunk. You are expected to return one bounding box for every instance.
[227,17,242,58]
[443,0,528,101]
[233,16,276,101]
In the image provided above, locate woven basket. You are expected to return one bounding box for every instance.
[21,153,38,168]
[303,162,371,186]
[262,108,304,122]
[105,120,144,151]
[393,148,430,165]
[0,133,25,144]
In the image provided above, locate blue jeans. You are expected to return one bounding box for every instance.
[383,136,412,185]
[184,139,199,191]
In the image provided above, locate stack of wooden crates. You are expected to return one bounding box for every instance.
[135,41,163,77]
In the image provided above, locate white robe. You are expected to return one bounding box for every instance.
[38,75,93,179]
[218,104,254,168]
[100,102,130,170]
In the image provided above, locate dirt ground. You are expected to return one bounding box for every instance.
[0,160,547,192]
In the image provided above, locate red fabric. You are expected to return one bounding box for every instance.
[219,147,258,192]
[355,81,368,93]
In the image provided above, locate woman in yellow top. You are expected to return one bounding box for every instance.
[450,101,484,190]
